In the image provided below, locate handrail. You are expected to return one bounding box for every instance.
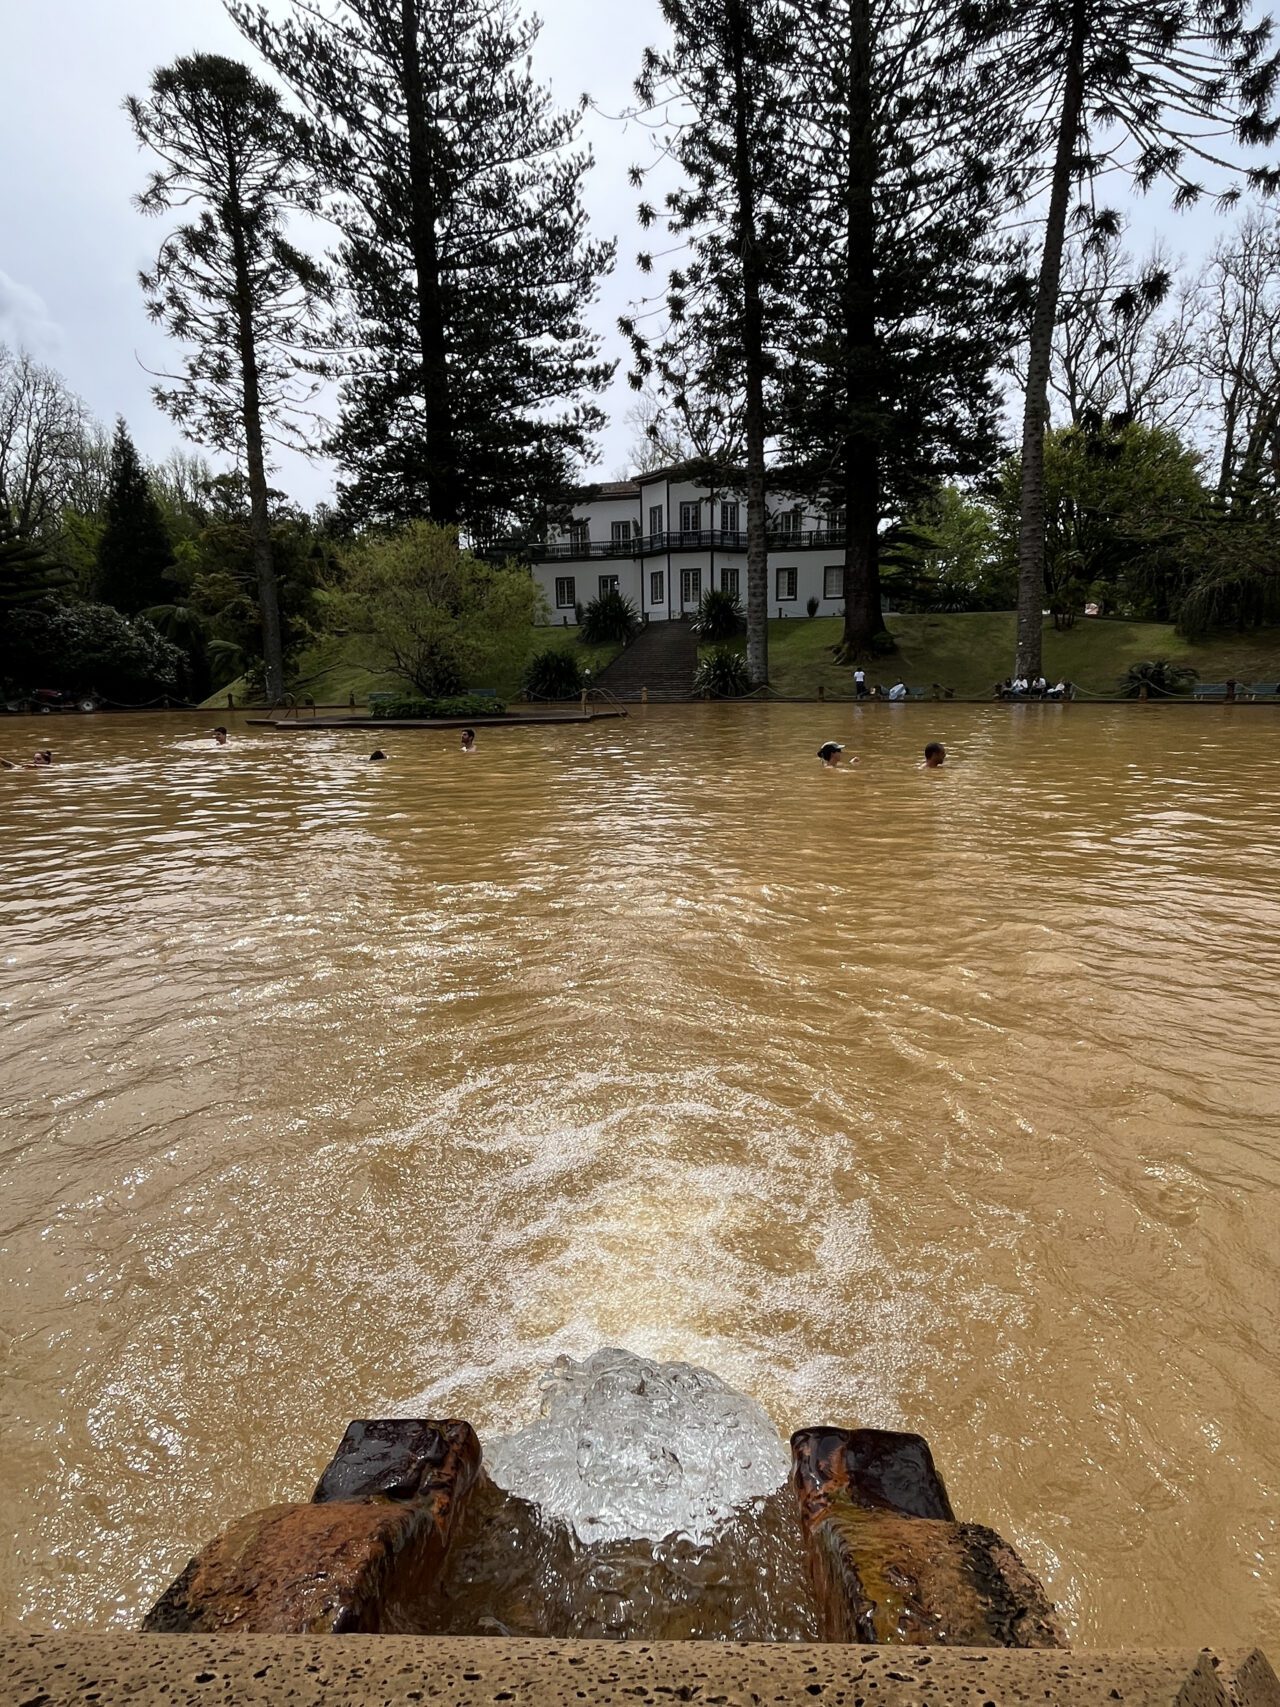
[584,684,628,716]
[520,527,848,564]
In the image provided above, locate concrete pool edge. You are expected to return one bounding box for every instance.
[2,1635,1277,1705]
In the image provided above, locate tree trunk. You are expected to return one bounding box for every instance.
[401,0,462,528]
[1014,0,1087,680]
[228,201,284,702]
[727,0,769,687]
[839,0,886,658]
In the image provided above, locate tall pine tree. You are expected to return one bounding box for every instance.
[93,420,176,616]
[230,0,616,539]
[128,53,330,702]
[959,0,1280,677]
[777,0,1030,656]
[628,0,797,687]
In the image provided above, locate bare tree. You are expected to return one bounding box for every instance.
[1051,236,1202,435]
[1191,212,1280,501]
[623,380,747,475]
[0,344,98,538]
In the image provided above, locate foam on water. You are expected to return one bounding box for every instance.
[482,1347,792,1546]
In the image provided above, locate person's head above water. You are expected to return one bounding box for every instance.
[460,728,476,750]
[817,740,845,766]
[33,749,53,765]
[212,726,228,745]
[369,749,387,761]
[923,741,946,767]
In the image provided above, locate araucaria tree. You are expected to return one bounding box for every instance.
[93,419,176,615]
[127,53,330,701]
[230,0,616,539]
[961,0,1280,678]
[628,0,798,686]
[779,0,1028,657]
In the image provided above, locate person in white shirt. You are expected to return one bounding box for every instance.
[853,667,868,699]
[888,680,908,700]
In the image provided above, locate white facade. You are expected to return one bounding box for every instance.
[528,469,847,624]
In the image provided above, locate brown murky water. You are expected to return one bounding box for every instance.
[1,704,1278,1644]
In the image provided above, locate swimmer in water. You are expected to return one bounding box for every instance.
[460,728,476,752]
[2,749,53,769]
[817,740,856,768]
[369,749,387,761]
[212,726,229,746]
[922,741,946,768]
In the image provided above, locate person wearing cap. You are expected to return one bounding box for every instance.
[817,741,856,768]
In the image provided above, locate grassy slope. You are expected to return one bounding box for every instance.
[206,626,623,709]
[763,613,1280,698]
[207,610,1280,706]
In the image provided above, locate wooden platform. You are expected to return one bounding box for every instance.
[246,710,626,730]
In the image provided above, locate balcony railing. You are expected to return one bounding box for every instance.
[524,527,846,563]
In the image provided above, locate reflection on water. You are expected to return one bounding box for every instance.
[1,705,1278,1645]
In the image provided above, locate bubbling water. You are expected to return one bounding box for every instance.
[426,1349,818,1642]
[483,1347,792,1546]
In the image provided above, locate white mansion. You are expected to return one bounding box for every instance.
[526,466,845,625]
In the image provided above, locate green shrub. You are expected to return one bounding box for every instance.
[1119,658,1198,698]
[580,587,640,644]
[690,586,744,641]
[371,693,507,719]
[806,595,820,617]
[523,648,584,699]
[693,645,752,697]
[869,628,897,656]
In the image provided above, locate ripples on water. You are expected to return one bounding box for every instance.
[1,705,1278,1643]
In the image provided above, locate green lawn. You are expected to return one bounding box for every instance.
[205,625,623,708]
[207,609,1280,706]
[761,613,1280,698]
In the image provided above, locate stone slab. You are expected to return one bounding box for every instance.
[144,1421,481,1634]
[792,1429,1064,1647]
[2,1636,1277,1706]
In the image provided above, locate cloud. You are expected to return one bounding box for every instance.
[0,268,64,359]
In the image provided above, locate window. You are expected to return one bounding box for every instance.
[649,504,664,538]
[610,519,633,548]
[720,501,739,534]
[679,500,701,536]
[824,565,843,600]
[598,574,619,597]
[555,576,577,609]
[776,566,797,602]
[721,565,740,600]
[774,509,800,535]
[681,566,702,605]
[649,570,665,605]
[568,519,589,553]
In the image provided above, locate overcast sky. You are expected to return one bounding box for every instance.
[0,0,1241,510]
[0,0,673,506]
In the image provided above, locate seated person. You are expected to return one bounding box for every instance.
[888,679,908,700]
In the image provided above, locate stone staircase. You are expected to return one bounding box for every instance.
[596,619,699,701]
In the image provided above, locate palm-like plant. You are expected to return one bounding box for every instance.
[694,645,752,696]
[523,648,584,700]
[1120,658,1198,697]
[689,586,745,640]
[580,588,640,644]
